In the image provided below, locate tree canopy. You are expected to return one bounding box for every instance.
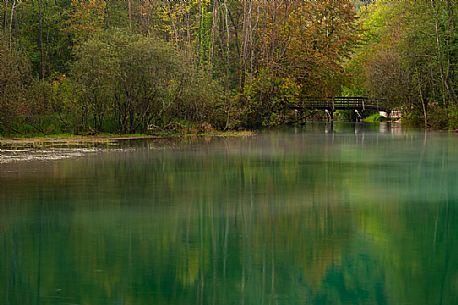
[1,0,457,134]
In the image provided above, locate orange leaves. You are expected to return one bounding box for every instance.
[251,0,357,95]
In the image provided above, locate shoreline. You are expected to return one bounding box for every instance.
[0,131,255,148]
[0,131,255,164]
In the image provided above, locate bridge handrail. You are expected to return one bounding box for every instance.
[290,96,388,111]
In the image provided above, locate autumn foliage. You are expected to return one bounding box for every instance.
[1,0,358,134]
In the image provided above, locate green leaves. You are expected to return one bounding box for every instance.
[70,30,225,134]
[0,34,31,133]
[349,0,458,127]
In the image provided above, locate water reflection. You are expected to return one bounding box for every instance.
[0,123,457,305]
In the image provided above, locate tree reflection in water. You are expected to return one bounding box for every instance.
[1,124,457,305]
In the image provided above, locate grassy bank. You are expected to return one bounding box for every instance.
[0,130,255,149]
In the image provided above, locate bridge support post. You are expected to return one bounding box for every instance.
[325,109,333,122]
[355,110,362,122]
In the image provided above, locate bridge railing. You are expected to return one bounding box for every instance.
[292,97,386,111]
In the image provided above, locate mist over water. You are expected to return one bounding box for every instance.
[1,123,457,305]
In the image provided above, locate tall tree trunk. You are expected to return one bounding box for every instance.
[197,0,203,68]
[104,0,109,29]
[128,0,132,30]
[223,0,230,79]
[2,0,7,31]
[445,0,458,105]
[185,7,192,60]
[9,0,16,46]
[416,68,428,127]
[210,0,219,73]
[270,1,277,66]
[250,2,257,74]
[240,0,252,88]
[223,0,231,129]
[38,0,45,79]
[166,3,179,49]
[261,0,267,64]
[431,0,457,107]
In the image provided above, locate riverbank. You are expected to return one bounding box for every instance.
[0,131,254,163]
[0,131,254,148]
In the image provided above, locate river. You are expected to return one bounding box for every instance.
[1,123,457,305]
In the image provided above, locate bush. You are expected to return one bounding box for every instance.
[230,70,301,129]
[427,103,448,129]
[447,105,458,130]
[0,34,31,134]
[363,113,383,123]
[71,30,226,134]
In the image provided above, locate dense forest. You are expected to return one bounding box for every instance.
[0,0,457,135]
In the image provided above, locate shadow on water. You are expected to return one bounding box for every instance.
[0,123,457,305]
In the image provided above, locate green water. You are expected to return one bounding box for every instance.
[1,123,457,305]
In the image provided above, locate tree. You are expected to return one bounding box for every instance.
[71,30,225,134]
[230,0,358,128]
[349,0,458,127]
[0,33,30,133]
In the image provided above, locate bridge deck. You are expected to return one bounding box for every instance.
[290,97,388,111]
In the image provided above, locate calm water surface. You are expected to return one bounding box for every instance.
[1,123,457,305]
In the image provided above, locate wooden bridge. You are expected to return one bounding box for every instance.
[289,96,390,121]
